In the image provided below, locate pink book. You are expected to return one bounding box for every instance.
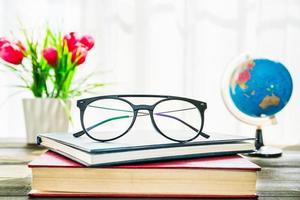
[29,151,260,198]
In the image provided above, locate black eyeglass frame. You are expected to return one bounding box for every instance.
[74,94,209,143]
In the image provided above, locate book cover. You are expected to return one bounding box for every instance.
[29,151,261,171]
[37,131,255,153]
[28,190,258,199]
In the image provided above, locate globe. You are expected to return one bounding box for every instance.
[230,58,293,118]
[222,55,293,126]
[221,54,293,157]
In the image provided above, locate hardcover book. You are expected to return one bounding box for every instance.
[28,151,260,198]
[37,131,255,166]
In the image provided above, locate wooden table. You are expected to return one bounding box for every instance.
[0,144,299,200]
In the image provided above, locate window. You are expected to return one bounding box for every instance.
[0,0,299,145]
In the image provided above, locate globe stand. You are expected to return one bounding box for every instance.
[246,128,282,158]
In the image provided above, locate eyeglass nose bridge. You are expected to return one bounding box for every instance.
[133,104,155,111]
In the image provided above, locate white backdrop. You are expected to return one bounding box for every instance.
[0,0,299,145]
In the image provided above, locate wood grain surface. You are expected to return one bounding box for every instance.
[0,143,299,200]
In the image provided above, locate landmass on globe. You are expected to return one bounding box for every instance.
[259,94,280,109]
[231,58,254,90]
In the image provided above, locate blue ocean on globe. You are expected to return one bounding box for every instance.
[229,58,293,118]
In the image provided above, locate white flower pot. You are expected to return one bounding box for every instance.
[23,98,71,144]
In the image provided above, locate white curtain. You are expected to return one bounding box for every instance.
[0,0,299,145]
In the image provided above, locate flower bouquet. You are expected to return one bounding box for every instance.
[0,28,105,143]
[0,30,104,98]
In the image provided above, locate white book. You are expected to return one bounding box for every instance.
[37,131,255,166]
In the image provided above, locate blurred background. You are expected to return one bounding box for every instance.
[0,0,299,145]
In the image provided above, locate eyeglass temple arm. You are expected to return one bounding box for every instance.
[73,112,209,139]
[73,130,84,137]
[73,130,85,138]
[156,113,209,138]
[73,115,129,138]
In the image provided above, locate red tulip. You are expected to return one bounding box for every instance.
[42,47,58,66]
[71,42,86,51]
[63,32,79,51]
[79,35,95,51]
[0,43,24,65]
[71,46,88,65]
[0,37,9,48]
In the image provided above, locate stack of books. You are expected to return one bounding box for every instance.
[28,131,260,198]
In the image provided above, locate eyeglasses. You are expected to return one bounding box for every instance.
[73,95,209,143]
